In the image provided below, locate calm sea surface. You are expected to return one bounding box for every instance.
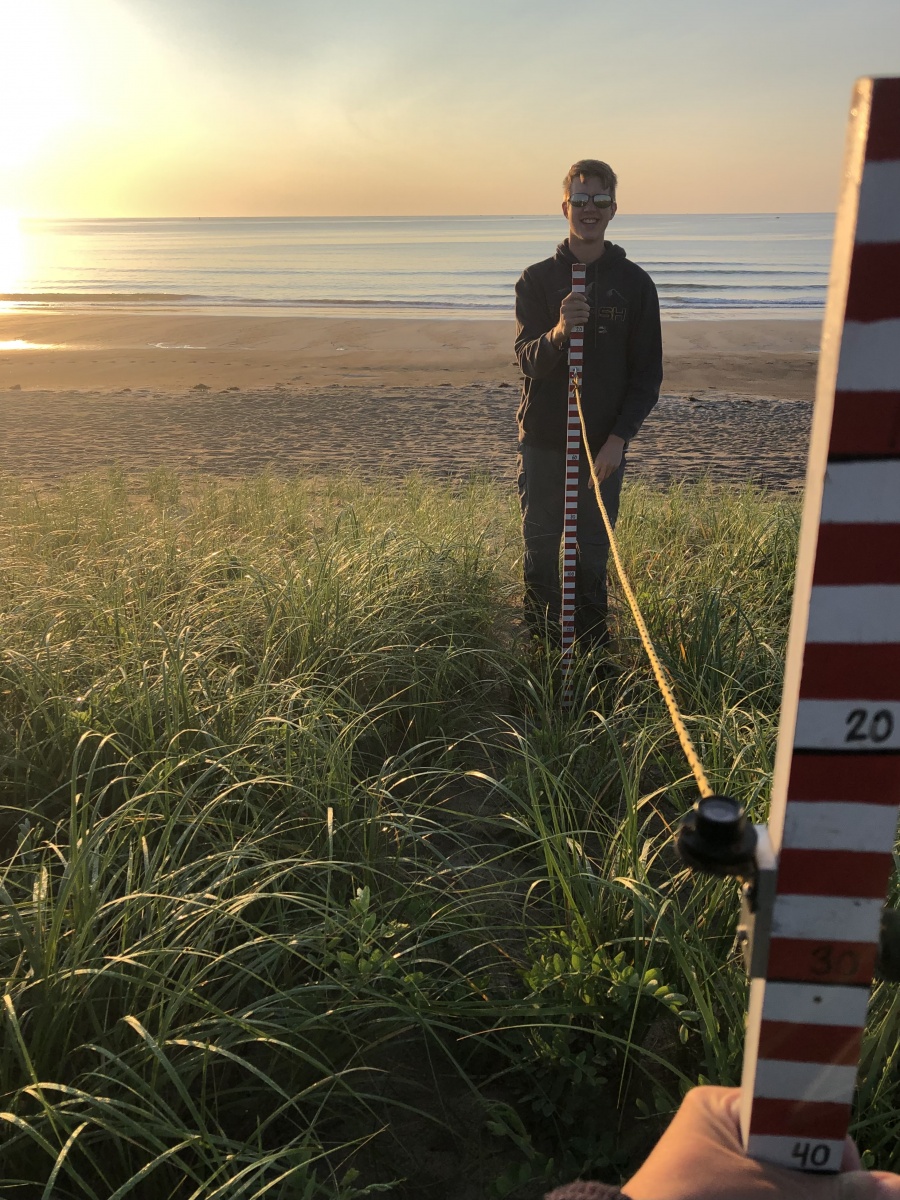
[1,214,832,321]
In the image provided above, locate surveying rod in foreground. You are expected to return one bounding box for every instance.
[677,76,900,1173]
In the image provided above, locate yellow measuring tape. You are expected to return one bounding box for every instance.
[573,377,713,799]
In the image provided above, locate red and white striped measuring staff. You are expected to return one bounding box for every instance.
[739,76,900,1172]
[561,264,587,704]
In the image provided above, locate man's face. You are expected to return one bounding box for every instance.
[562,174,617,246]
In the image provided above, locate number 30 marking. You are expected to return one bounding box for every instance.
[810,944,861,979]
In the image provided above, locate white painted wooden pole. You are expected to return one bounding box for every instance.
[739,76,900,1172]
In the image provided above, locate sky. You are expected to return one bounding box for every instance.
[1,0,899,218]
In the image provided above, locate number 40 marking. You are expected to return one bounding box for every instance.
[792,1142,832,1169]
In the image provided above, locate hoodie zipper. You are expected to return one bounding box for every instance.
[590,260,599,350]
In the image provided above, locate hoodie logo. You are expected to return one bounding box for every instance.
[557,283,625,320]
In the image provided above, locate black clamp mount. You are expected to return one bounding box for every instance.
[676,795,774,976]
[676,795,900,982]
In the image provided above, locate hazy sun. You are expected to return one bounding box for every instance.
[0,2,80,170]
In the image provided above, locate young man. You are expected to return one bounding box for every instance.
[515,159,663,650]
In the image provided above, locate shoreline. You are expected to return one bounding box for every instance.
[0,300,822,321]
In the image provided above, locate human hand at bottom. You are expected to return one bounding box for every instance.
[623,1087,900,1200]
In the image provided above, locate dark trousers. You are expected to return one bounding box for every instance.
[516,442,624,646]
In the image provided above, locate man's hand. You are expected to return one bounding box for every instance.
[554,290,591,342]
[591,435,625,486]
[624,1087,900,1200]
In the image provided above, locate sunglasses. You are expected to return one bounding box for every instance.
[567,193,614,209]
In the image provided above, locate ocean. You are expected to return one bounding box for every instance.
[1,213,832,321]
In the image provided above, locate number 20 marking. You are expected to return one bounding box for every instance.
[845,708,894,744]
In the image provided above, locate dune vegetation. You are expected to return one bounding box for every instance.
[1,469,897,1199]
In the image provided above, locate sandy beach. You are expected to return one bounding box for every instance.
[0,312,819,488]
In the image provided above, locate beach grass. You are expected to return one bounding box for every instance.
[1,469,897,1199]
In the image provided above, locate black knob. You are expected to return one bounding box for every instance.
[695,795,745,843]
[676,795,757,877]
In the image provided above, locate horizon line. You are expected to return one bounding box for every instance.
[13,210,836,222]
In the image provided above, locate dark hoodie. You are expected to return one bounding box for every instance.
[514,240,662,452]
